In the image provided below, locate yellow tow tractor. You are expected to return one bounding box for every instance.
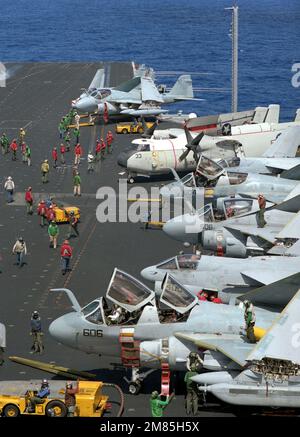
[53,205,80,224]
[116,121,155,134]
[0,380,109,417]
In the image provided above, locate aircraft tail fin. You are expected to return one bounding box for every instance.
[251,107,268,124]
[263,104,280,123]
[262,126,300,158]
[246,287,300,364]
[294,108,300,122]
[238,271,300,311]
[88,69,105,90]
[168,75,194,100]
[114,76,141,93]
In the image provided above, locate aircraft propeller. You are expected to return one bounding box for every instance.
[179,127,204,162]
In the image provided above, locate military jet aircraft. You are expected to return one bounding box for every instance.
[194,287,300,409]
[140,249,300,301]
[48,269,299,393]
[118,105,300,182]
[163,194,300,258]
[72,66,197,117]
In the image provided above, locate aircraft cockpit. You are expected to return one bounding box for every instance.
[81,269,198,327]
[195,156,224,188]
[157,254,201,271]
[158,274,198,323]
[222,198,253,218]
[87,88,111,99]
[181,173,196,188]
[217,157,241,168]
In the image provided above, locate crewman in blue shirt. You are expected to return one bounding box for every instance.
[28,379,50,413]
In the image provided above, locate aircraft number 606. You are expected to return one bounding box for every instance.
[83,329,103,337]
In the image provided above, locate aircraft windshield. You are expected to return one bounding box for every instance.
[96,89,111,99]
[157,257,178,270]
[225,157,241,168]
[181,173,196,188]
[160,275,197,314]
[224,198,253,218]
[82,300,100,316]
[228,172,248,185]
[197,204,214,222]
[137,143,150,152]
[196,156,224,179]
[106,269,155,312]
[177,254,200,269]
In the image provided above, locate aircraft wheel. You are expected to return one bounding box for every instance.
[3,404,20,417]
[122,129,128,134]
[45,400,67,417]
[128,381,141,395]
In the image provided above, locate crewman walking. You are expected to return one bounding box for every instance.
[73,127,80,145]
[4,176,15,203]
[52,147,58,168]
[0,132,9,154]
[41,159,50,183]
[48,220,59,249]
[61,239,72,275]
[25,186,34,215]
[19,127,26,146]
[37,200,47,227]
[30,310,44,354]
[46,205,55,223]
[87,152,95,172]
[74,143,83,165]
[21,142,27,163]
[60,143,66,165]
[73,171,81,196]
[10,139,18,160]
[64,130,71,151]
[257,194,267,228]
[25,143,31,166]
[95,139,101,161]
[12,237,27,267]
[67,211,79,239]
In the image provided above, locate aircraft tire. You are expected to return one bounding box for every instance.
[128,382,141,395]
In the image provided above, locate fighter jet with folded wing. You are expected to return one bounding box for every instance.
[162,193,300,257]
[72,67,198,117]
[194,286,300,409]
[48,269,300,394]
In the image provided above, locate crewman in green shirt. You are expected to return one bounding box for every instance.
[0,133,9,154]
[184,371,199,415]
[150,391,169,417]
[73,172,81,196]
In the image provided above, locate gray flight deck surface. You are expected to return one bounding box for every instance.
[0,63,234,417]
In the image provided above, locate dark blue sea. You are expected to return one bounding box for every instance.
[0,0,299,120]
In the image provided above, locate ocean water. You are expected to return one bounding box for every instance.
[0,0,299,119]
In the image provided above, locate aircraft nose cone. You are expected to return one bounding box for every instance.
[73,97,97,113]
[163,215,199,244]
[117,148,136,168]
[49,313,78,348]
[140,266,160,282]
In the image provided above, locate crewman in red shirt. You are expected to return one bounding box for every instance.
[74,143,83,165]
[52,147,58,168]
[10,139,18,161]
[95,139,101,161]
[60,240,73,275]
[25,187,34,215]
[106,130,114,154]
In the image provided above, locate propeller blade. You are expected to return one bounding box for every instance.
[179,147,191,162]
[216,140,242,149]
[192,131,204,146]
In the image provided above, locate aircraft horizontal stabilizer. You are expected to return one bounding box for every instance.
[280,163,300,180]
[246,287,300,365]
[239,271,300,310]
[174,332,252,367]
[276,210,300,239]
[272,193,300,213]
[224,225,276,244]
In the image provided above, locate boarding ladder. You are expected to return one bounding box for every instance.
[119,328,140,368]
[160,339,171,396]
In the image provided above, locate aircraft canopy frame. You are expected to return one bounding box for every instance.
[160,274,198,314]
